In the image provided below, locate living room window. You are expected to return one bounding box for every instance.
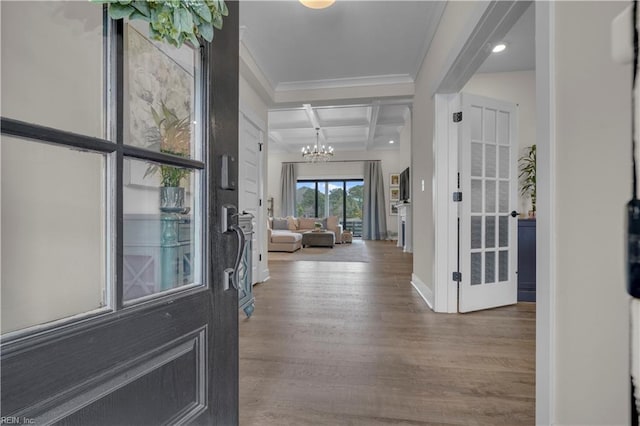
[296,179,364,237]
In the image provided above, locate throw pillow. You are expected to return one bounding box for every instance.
[286,216,298,230]
[326,215,338,230]
[272,218,288,230]
[299,217,317,229]
[322,218,328,229]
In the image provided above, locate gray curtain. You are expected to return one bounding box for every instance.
[362,161,387,240]
[280,163,297,217]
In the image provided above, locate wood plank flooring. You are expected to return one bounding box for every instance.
[239,240,535,425]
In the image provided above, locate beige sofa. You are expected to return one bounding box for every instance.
[267,216,343,252]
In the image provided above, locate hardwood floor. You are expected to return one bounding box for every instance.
[239,240,535,425]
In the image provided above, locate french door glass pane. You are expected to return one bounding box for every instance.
[1,137,106,334]
[346,181,364,237]
[471,216,482,249]
[123,158,201,302]
[124,21,198,159]
[296,182,315,217]
[328,181,344,221]
[1,1,105,138]
[317,182,327,217]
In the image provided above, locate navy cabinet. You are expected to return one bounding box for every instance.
[517,219,536,302]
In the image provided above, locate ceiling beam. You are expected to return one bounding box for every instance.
[302,104,328,144]
[365,101,380,151]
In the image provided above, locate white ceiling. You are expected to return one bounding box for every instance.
[477,2,535,73]
[240,1,534,155]
[239,1,443,89]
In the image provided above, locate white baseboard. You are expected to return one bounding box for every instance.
[258,268,270,284]
[411,273,434,311]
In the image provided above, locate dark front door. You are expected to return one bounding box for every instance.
[0,2,239,424]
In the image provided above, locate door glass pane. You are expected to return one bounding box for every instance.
[471,106,482,141]
[123,158,200,302]
[317,182,327,216]
[485,144,496,178]
[296,182,315,217]
[124,21,198,159]
[498,111,510,145]
[499,181,509,213]
[499,250,509,281]
[484,108,496,143]
[499,216,509,247]
[485,251,495,283]
[1,137,106,334]
[346,181,364,236]
[471,180,482,213]
[471,216,482,249]
[471,253,482,285]
[499,146,510,178]
[485,216,495,248]
[328,181,344,222]
[485,180,496,213]
[1,1,105,138]
[471,143,483,177]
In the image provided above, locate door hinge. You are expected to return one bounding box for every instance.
[452,272,462,282]
[453,111,462,123]
[259,253,262,262]
[259,199,262,206]
[453,192,462,202]
[258,142,263,152]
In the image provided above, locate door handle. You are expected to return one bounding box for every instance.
[221,204,246,291]
[510,210,520,218]
[228,223,246,291]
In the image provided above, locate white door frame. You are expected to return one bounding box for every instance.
[430,1,555,422]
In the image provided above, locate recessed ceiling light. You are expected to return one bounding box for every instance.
[492,43,507,53]
[299,0,336,9]
[389,140,395,144]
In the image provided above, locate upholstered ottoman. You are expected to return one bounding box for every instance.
[269,230,302,252]
[341,230,353,243]
[302,230,335,248]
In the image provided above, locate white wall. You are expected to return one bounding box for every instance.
[463,70,536,214]
[553,2,630,423]
[267,116,411,239]
[0,1,105,333]
[412,1,484,297]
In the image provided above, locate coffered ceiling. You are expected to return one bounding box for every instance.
[239,1,534,154]
[268,101,410,153]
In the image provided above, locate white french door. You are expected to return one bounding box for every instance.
[459,93,518,313]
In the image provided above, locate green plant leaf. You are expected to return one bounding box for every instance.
[130,0,150,17]
[198,22,214,42]
[174,8,193,34]
[108,3,134,19]
[193,2,212,23]
[212,12,223,30]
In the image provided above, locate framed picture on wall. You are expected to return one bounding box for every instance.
[390,188,400,201]
[390,173,400,187]
[390,203,398,216]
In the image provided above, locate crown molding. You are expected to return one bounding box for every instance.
[275,74,414,93]
[411,1,447,79]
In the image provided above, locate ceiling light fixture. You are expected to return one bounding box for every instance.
[492,43,507,53]
[302,128,334,163]
[389,140,395,144]
[299,0,336,10]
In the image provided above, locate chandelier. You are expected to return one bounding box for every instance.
[302,128,334,163]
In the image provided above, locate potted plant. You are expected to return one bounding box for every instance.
[144,102,192,213]
[519,144,536,218]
